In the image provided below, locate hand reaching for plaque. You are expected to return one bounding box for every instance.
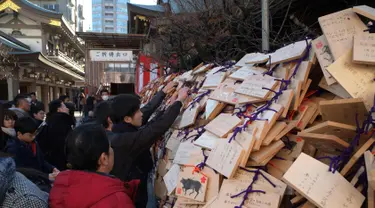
[162,81,178,94]
[176,87,190,103]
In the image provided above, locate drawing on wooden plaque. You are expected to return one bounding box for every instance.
[176,167,208,202]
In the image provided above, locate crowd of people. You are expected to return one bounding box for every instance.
[0,83,188,208]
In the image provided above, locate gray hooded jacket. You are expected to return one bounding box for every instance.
[0,157,48,208]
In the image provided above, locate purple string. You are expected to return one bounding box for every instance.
[273,156,287,160]
[213,62,235,74]
[187,90,212,110]
[319,98,375,173]
[185,126,206,142]
[196,149,208,171]
[229,39,311,143]
[233,104,257,118]
[178,128,194,141]
[231,167,276,208]
[229,126,244,143]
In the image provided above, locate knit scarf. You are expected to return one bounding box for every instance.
[1,127,16,137]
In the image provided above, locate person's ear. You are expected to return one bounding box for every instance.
[98,152,109,167]
[124,116,132,123]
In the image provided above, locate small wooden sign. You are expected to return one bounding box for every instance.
[267,159,294,179]
[276,134,305,161]
[319,98,368,126]
[273,63,290,80]
[233,168,287,197]
[296,101,318,130]
[341,138,375,176]
[179,104,201,129]
[193,131,220,150]
[302,121,357,142]
[176,166,208,202]
[297,132,349,153]
[236,52,269,66]
[229,65,267,80]
[312,35,337,85]
[205,99,226,120]
[166,130,182,159]
[318,8,367,60]
[204,113,242,138]
[235,74,278,99]
[174,142,203,165]
[193,64,213,74]
[283,153,365,208]
[274,121,298,141]
[298,79,312,106]
[327,49,375,110]
[229,130,257,167]
[353,33,375,65]
[249,140,285,164]
[288,79,303,111]
[163,164,181,195]
[268,40,309,65]
[276,89,294,118]
[290,61,312,89]
[262,122,287,146]
[206,139,244,178]
[364,151,375,190]
[318,78,351,99]
[209,78,264,105]
[215,180,280,208]
[201,70,226,89]
[353,5,375,20]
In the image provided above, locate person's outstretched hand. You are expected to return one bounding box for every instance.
[177,87,190,103]
[162,81,178,94]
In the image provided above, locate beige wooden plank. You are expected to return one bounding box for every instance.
[302,121,357,142]
[341,138,375,176]
[204,113,242,138]
[312,35,337,85]
[297,132,349,153]
[353,5,375,20]
[353,33,375,65]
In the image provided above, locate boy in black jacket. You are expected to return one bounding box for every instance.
[93,84,189,208]
[5,117,59,178]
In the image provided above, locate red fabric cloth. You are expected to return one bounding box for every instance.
[30,142,37,156]
[49,170,139,208]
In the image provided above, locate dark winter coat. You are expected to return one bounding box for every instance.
[0,129,15,151]
[4,138,54,174]
[49,170,139,208]
[110,91,182,207]
[37,112,74,170]
[0,157,49,208]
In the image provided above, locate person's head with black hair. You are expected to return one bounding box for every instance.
[2,109,17,129]
[13,94,31,112]
[59,95,69,103]
[30,92,37,102]
[14,117,38,143]
[30,104,45,121]
[65,124,114,173]
[94,101,113,130]
[100,89,110,101]
[110,94,143,127]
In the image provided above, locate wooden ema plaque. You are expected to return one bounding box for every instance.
[326,50,375,110]
[318,78,351,99]
[298,79,312,107]
[353,5,375,20]
[174,142,203,166]
[312,35,337,85]
[205,99,226,121]
[318,8,367,60]
[276,134,305,161]
[364,151,375,190]
[193,131,221,150]
[276,89,294,118]
[204,113,242,138]
[249,140,285,164]
[233,168,287,197]
[166,130,182,159]
[267,40,309,65]
[193,63,213,75]
[215,180,280,208]
[297,132,349,153]
[302,121,357,143]
[228,130,257,167]
[353,33,375,65]
[273,63,290,80]
[229,65,267,81]
[164,164,181,195]
[266,159,294,180]
[235,52,269,66]
[296,101,318,130]
[176,167,208,202]
[201,68,226,89]
[262,122,287,146]
[235,74,279,99]
[289,61,312,89]
[209,78,264,105]
[318,98,368,126]
[179,104,200,129]
[206,139,244,178]
[283,153,365,208]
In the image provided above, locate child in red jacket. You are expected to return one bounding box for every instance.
[49,124,139,208]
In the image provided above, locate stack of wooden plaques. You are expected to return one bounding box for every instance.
[138,6,375,208]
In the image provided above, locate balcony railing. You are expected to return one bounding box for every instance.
[47,50,84,74]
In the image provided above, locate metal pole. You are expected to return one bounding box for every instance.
[262,0,270,52]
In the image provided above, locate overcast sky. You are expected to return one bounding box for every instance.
[130,0,157,5]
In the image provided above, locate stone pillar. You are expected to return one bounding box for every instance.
[61,87,67,96]
[41,84,49,112]
[29,81,37,93]
[54,86,60,99]
[7,76,19,101]
[69,88,74,101]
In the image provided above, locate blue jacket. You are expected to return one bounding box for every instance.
[5,138,54,174]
